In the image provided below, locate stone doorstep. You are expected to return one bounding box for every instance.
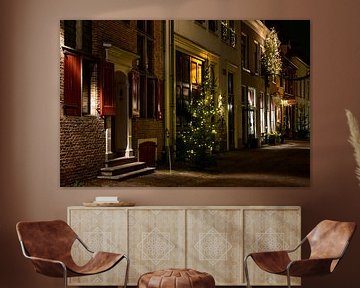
[97,167,155,181]
[100,161,147,176]
[105,156,136,168]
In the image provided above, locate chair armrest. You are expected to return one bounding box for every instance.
[25,255,67,277]
[286,237,307,253]
[76,236,94,253]
[287,258,335,277]
[19,240,67,277]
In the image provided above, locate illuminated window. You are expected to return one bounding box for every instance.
[260,92,265,134]
[176,51,204,129]
[228,72,235,149]
[191,58,203,85]
[197,63,202,84]
[191,61,197,84]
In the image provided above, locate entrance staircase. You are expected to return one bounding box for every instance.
[97,156,155,181]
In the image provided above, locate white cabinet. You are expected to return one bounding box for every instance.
[68,206,300,286]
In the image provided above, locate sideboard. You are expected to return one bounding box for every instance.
[67,206,301,286]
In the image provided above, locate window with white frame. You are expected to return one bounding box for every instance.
[260,92,265,134]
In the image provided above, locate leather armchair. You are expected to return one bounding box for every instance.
[244,220,356,288]
[16,220,129,288]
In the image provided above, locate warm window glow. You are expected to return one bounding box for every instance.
[197,64,202,84]
[191,58,203,85]
[191,61,197,84]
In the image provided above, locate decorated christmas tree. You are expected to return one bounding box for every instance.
[179,61,224,169]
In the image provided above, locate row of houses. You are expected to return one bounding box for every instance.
[59,20,310,186]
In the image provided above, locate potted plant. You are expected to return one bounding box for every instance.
[268,131,281,145]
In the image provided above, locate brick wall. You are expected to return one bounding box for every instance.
[153,21,164,80]
[132,118,165,163]
[92,20,137,58]
[60,116,105,186]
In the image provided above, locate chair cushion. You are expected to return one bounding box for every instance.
[138,268,215,288]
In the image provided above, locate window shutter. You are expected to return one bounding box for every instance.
[156,78,164,120]
[129,69,140,117]
[99,61,116,116]
[64,53,81,116]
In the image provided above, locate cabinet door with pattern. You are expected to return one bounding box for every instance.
[243,208,301,286]
[68,208,128,286]
[128,209,186,284]
[187,209,243,285]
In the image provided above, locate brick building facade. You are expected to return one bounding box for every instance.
[60,20,164,186]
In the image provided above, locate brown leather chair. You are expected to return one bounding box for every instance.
[16,220,129,288]
[244,220,356,288]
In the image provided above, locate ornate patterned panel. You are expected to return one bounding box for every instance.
[187,209,243,285]
[128,209,186,284]
[243,209,301,286]
[68,208,128,286]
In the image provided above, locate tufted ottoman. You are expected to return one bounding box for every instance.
[138,268,215,288]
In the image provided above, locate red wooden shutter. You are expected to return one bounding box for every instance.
[129,69,140,117]
[99,61,116,116]
[156,78,164,120]
[64,53,81,116]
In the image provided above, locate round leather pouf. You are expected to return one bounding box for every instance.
[138,268,215,288]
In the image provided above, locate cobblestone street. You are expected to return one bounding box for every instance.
[84,140,310,187]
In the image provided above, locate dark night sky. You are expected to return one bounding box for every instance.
[264,20,310,65]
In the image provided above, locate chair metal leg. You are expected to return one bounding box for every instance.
[61,263,68,288]
[244,255,252,288]
[123,255,130,288]
[286,269,292,288]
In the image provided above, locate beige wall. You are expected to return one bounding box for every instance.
[1,1,360,288]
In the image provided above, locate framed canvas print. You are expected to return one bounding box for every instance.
[59,20,310,187]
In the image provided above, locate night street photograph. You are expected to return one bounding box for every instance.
[60,20,310,187]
